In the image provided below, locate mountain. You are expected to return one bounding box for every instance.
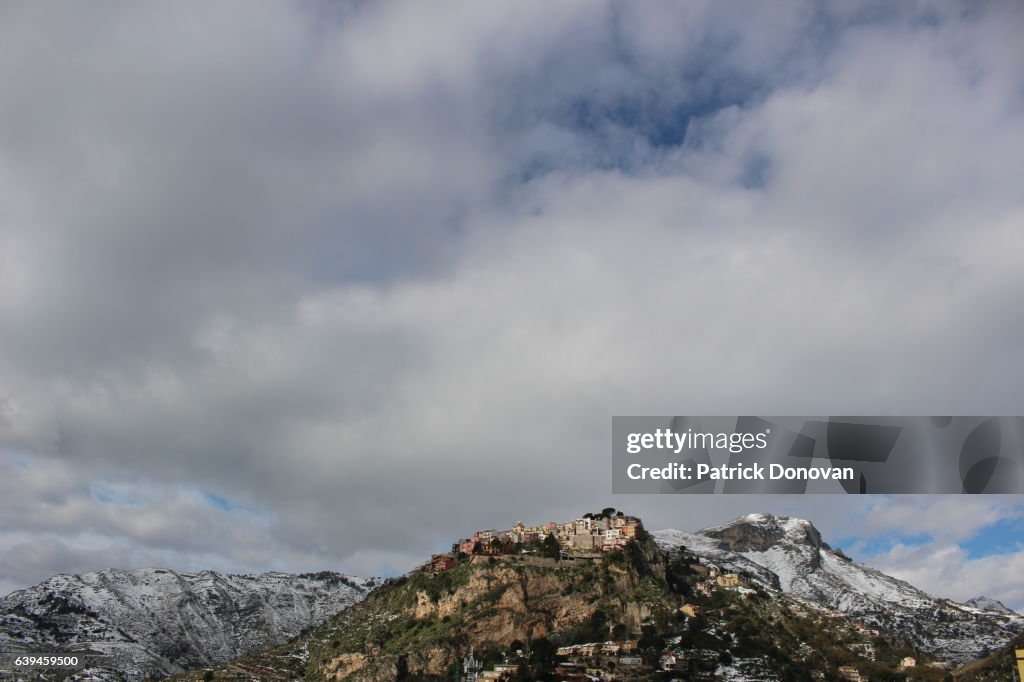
[0,568,373,681]
[170,511,1024,681]
[956,634,1024,681]
[176,530,824,681]
[652,513,933,612]
[652,513,1024,662]
[7,512,1022,681]
[965,596,1018,616]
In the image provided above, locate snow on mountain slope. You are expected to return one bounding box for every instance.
[655,513,932,611]
[964,596,1019,616]
[653,513,1024,662]
[0,568,373,680]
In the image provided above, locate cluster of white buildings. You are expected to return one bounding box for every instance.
[555,640,640,657]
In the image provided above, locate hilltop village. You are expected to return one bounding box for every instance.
[176,511,980,681]
[428,509,644,572]
[428,510,758,681]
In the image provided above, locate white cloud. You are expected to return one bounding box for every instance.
[0,0,1022,593]
[872,541,1024,614]
[858,497,1024,543]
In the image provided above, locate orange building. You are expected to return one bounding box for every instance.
[431,554,456,572]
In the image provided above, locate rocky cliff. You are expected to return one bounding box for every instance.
[653,513,1024,662]
[23,512,1024,681]
[306,538,668,680]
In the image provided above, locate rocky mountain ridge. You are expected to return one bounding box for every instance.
[0,567,373,680]
[5,512,1023,680]
[651,513,1024,662]
[173,512,1024,681]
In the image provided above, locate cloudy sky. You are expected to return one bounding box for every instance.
[1,1,1023,610]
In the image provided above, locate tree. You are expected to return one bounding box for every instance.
[530,637,556,668]
[542,534,561,560]
[601,507,616,517]
[639,624,665,652]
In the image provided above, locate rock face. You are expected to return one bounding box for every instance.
[8,513,1023,680]
[653,513,1024,662]
[703,513,824,553]
[0,568,372,680]
[166,513,1024,681]
[300,541,669,681]
[402,560,639,644]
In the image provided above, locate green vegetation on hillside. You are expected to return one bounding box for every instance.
[170,534,969,681]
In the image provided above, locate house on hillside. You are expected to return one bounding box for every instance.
[695,581,715,597]
[432,554,456,572]
[661,652,684,670]
[838,666,863,682]
[716,573,741,587]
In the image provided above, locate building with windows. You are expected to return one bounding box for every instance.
[431,554,456,572]
[716,573,741,587]
[455,512,644,558]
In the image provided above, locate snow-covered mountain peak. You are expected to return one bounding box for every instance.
[965,596,1019,615]
[652,516,1024,662]
[0,567,373,680]
[697,513,827,555]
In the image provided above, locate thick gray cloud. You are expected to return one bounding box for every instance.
[1,0,1023,609]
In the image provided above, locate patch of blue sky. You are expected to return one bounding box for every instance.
[835,515,1024,562]
[560,85,758,152]
[835,533,932,561]
[200,489,268,521]
[90,483,141,506]
[505,66,768,182]
[959,516,1024,559]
